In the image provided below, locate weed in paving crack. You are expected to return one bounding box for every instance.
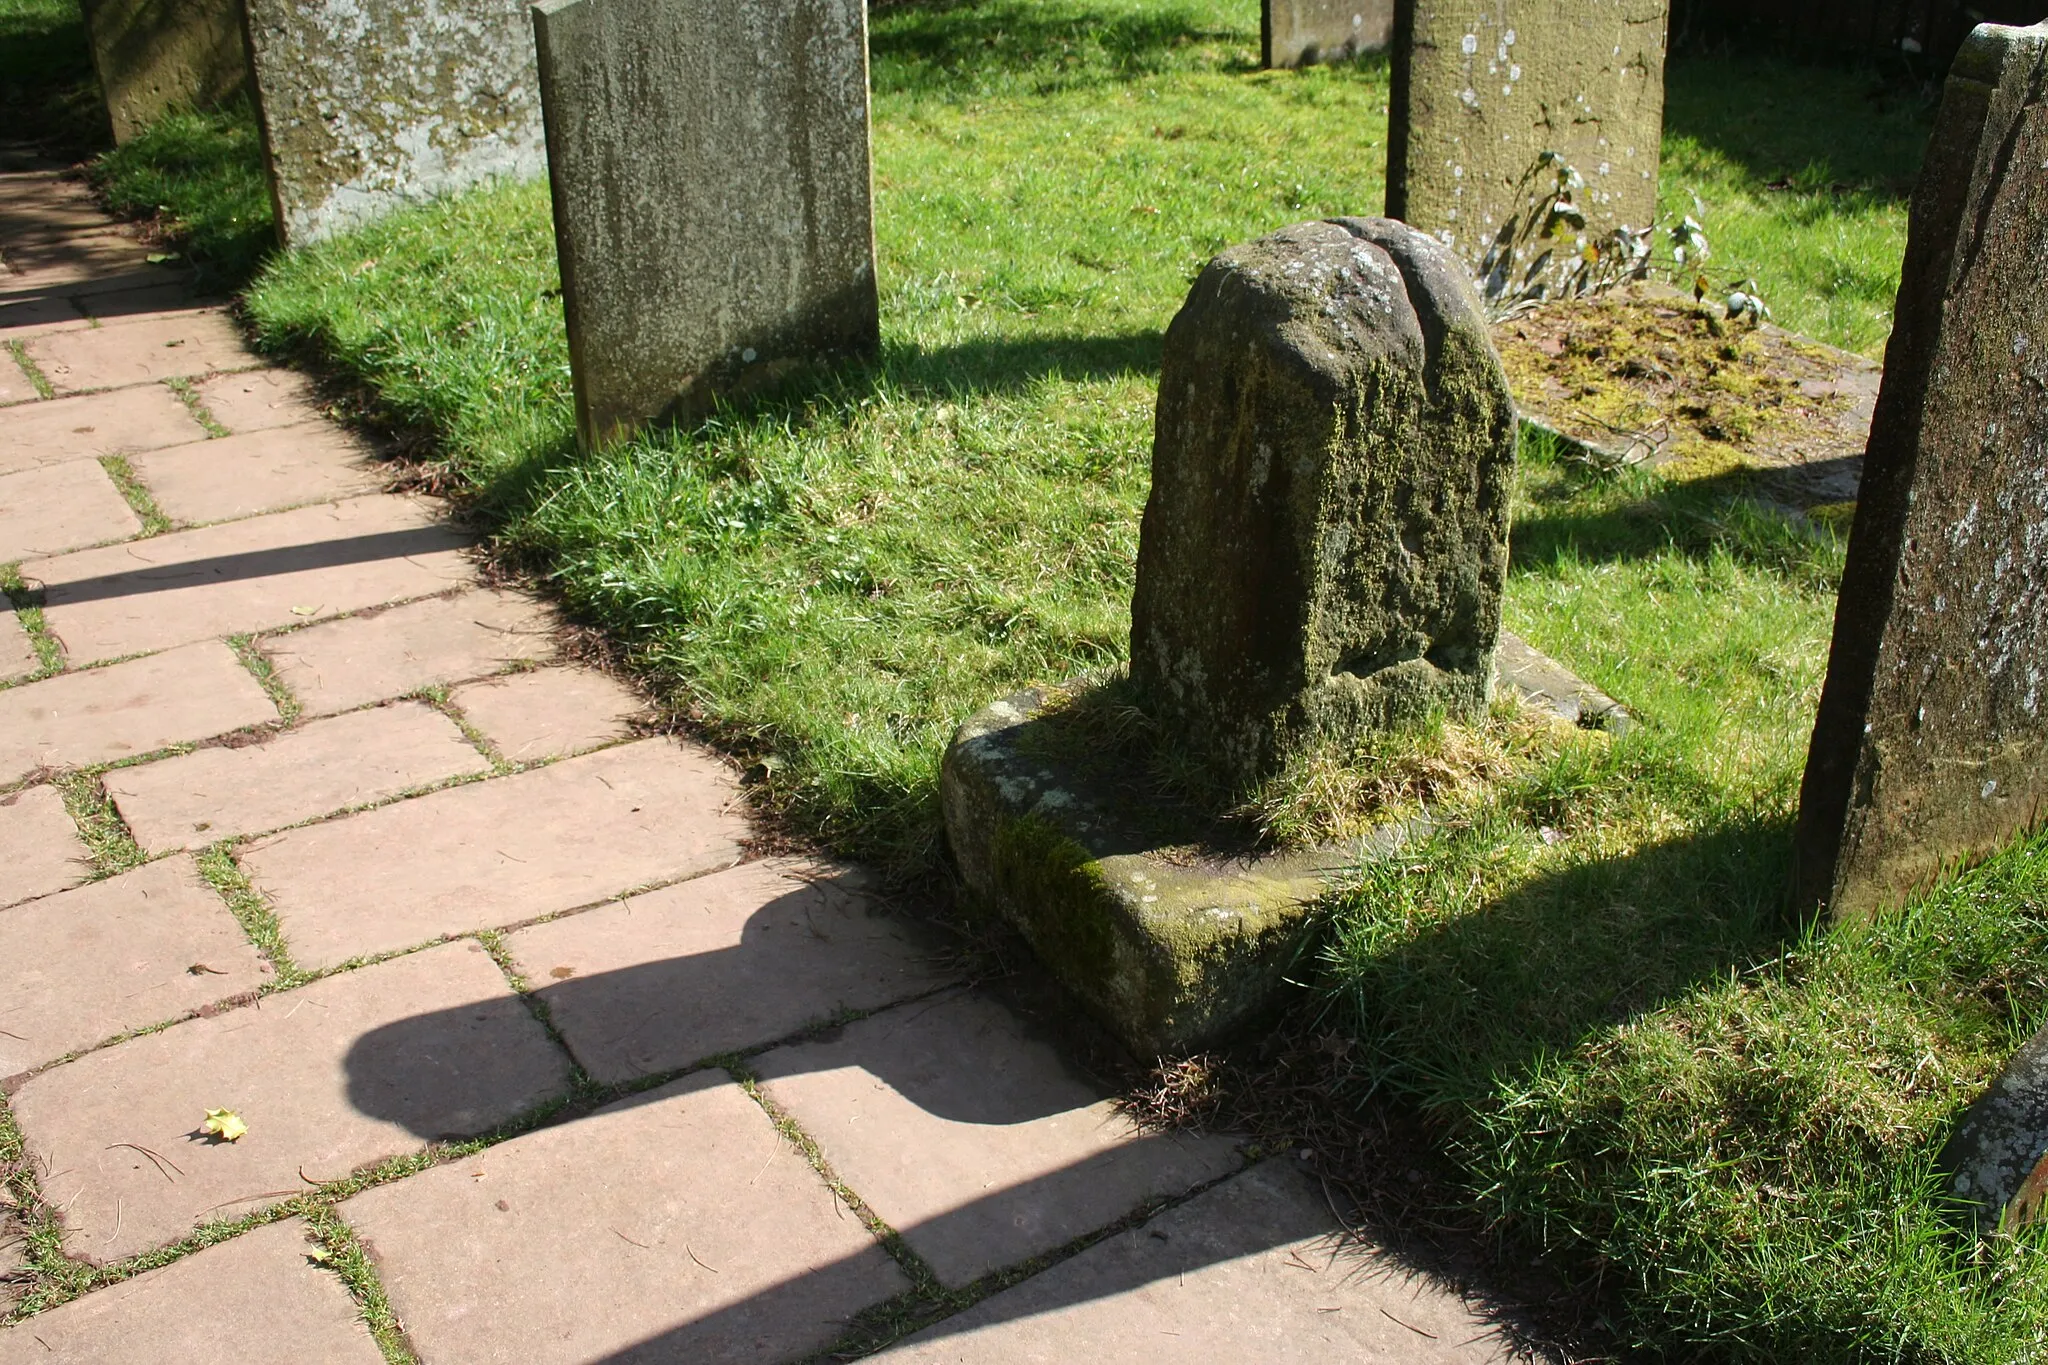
[52,772,145,879]
[229,633,302,723]
[165,375,232,439]
[0,564,62,682]
[5,341,53,401]
[301,1207,420,1365]
[96,455,172,536]
[197,841,301,983]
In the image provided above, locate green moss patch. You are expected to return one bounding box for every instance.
[1495,289,1879,494]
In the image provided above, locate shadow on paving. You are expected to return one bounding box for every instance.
[333,817,1800,1360]
[13,527,467,607]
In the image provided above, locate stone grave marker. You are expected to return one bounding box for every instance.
[532,0,877,447]
[1388,2,1669,278]
[80,0,250,144]
[241,0,547,245]
[944,219,1576,1055]
[1264,0,1393,69]
[1794,20,2048,920]
[1130,218,1517,790]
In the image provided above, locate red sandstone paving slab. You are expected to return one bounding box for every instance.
[0,292,86,339]
[0,783,88,908]
[77,285,232,328]
[0,183,109,246]
[874,1160,1516,1364]
[106,701,488,853]
[0,856,268,1077]
[24,493,475,664]
[344,1070,907,1365]
[10,941,569,1264]
[0,234,164,301]
[451,664,644,763]
[0,641,276,785]
[0,347,33,404]
[22,312,257,393]
[262,589,557,716]
[129,422,385,524]
[0,606,35,682]
[0,460,142,560]
[195,368,324,433]
[507,858,956,1083]
[0,1220,386,1365]
[756,991,1243,1288]
[0,385,207,474]
[244,737,746,970]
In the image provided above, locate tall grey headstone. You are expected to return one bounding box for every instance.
[1129,217,1517,791]
[1388,1,1669,277]
[1264,0,1394,69]
[1794,22,2048,919]
[533,0,878,447]
[80,0,250,144]
[241,0,546,245]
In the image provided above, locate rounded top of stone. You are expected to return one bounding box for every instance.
[1186,216,1494,394]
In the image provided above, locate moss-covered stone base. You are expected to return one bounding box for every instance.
[942,632,1622,1056]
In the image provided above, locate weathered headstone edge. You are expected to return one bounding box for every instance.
[1792,19,2048,919]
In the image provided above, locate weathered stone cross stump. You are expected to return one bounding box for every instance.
[944,218,1617,1056]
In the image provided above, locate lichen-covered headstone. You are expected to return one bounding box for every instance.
[532,0,877,447]
[1941,1018,2048,1233]
[241,0,547,244]
[1793,21,2048,920]
[1263,0,1393,69]
[1128,217,1517,791]
[1388,2,1669,276]
[81,0,250,144]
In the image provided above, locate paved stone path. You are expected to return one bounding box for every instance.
[0,160,1522,1362]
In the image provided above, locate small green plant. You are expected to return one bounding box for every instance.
[1481,150,1772,327]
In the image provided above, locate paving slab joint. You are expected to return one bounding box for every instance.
[228,634,303,723]
[728,1067,945,1298]
[52,771,146,880]
[195,842,302,983]
[414,683,511,772]
[299,1206,421,1365]
[95,453,173,535]
[163,376,231,439]
[5,340,54,400]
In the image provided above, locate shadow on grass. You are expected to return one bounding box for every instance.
[1661,51,1933,203]
[1323,808,1802,1111]
[0,0,107,159]
[870,0,1256,96]
[1508,457,1847,585]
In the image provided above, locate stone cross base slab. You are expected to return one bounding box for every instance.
[940,631,1625,1057]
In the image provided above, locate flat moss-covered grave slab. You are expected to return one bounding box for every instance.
[1492,284,1880,508]
[940,633,1626,1058]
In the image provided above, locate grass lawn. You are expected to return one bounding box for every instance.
[18,0,2048,1357]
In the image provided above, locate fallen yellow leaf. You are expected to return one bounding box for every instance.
[202,1108,248,1142]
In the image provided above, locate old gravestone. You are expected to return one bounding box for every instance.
[943,219,1521,1054]
[1264,0,1394,69]
[1129,218,1518,791]
[1388,1,1669,276]
[532,0,877,447]
[1793,21,2048,921]
[241,0,546,245]
[80,0,249,144]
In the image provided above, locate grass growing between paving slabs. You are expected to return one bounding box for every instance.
[24,0,2048,1355]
